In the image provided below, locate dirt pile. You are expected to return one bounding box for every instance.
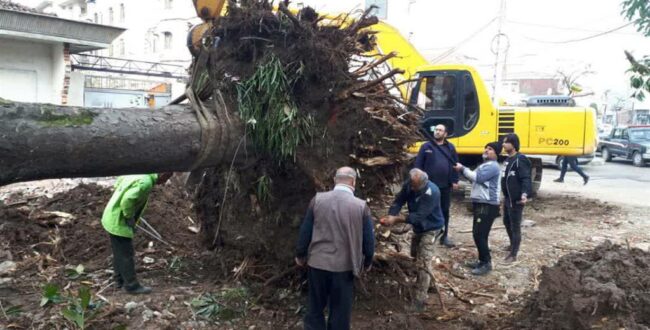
[518,241,650,329]
[0,183,196,275]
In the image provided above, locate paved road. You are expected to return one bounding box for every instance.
[540,158,650,207]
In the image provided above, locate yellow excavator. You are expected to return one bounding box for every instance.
[187,1,597,193]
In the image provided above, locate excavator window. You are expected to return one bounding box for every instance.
[463,73,479,130]
[417,75,456,111]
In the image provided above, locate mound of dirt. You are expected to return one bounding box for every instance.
[517,241,650,329]
[0,182,197,275]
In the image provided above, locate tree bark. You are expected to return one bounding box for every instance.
[0,100,243,186]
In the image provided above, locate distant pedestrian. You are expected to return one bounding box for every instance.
[102,173,173,294]
[454,142,502,275]
[381,168,444,311]
[554,156,589,185]
[501,134,532,263]
[295,167,374,330]
[414,124,459,248]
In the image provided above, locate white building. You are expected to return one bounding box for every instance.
[38,0,199,66]
[0,0,123,105]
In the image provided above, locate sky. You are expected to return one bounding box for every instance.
[16,0,650,108]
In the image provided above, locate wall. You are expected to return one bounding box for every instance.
[0,37,57,103]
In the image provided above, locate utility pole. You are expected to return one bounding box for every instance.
[490,0,509,104]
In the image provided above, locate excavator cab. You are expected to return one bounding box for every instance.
[409,70,480,139]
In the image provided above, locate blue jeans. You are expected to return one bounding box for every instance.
[559,156,588,180]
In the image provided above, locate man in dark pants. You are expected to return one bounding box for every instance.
[501,134,532,263]
[296,167,374,330]
[101,173,172,294]
[554,156,589,185]
[414,124,459,248]
[454,141,502,275]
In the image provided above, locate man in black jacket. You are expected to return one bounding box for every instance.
[414,124,459,248]
[501,133,532,263]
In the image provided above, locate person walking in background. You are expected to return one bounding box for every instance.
[501,133,532,263]
[554,156,589,185]
[454,142,502,275]
[414,124,459,248]
[295,167,374,330]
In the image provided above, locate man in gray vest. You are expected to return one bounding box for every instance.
[295,166,375,330]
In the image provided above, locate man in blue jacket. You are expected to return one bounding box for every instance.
[382,168,444,311]
[414,124,459,248]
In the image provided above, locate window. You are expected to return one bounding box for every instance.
[365,0,387,19]
[109,7,113,24]
[164,32,172,49]
[416,75,456,111]
[622,129,629,140]
[81,5,87,15]
[94,13,98,23]
[119,4,125,23]
[118,39,125,56]
[165,0,173,9]
[463,73,479,130]
[612,129,622,139]
[151,35,158,53]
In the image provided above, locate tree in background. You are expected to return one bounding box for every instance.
[622,0,650,100]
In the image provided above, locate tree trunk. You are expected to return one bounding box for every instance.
[0,100,242,186]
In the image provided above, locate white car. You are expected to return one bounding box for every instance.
[532,154,594,168]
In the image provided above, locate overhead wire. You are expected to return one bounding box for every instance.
[430,16,499,63]
[523,22,635,44]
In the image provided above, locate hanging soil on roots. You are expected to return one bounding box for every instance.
[516,241,650,329]
[190,0,420,273]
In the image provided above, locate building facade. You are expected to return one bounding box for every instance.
[0,0,123,105]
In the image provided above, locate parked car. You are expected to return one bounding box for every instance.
[597,125,650,167]
[533,154,594,168]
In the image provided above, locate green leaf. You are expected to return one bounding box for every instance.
[62,307,85,329]
[41,283,62,307]
[78,286,91,310]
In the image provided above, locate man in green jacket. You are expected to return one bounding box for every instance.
[101,173,172,294]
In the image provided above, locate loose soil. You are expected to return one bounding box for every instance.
[2,180,649,329]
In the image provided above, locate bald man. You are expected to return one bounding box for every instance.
[296,167,375,330]
[382,168,444,311]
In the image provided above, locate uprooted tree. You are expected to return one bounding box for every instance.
[1,1,421,263]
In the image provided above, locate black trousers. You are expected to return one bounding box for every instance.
[503,203,524,257]
[110,234,139,290]
[472,203,499,263]
[439,186,452,241]
[304,267,354,330]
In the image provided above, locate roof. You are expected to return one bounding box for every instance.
[0,6,124,53]
[0,0,41,14]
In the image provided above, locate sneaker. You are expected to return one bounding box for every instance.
[464,260,481,269]
[583,176,589,185]
[125,285,152,295]
[471,262,492,276]
[440,237,455,248]
[553,178,564,183]
[504,255,517,263]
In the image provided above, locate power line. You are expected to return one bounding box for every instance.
[524,22,635,44]
[507,19,639,35]
[430,16,498,63]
